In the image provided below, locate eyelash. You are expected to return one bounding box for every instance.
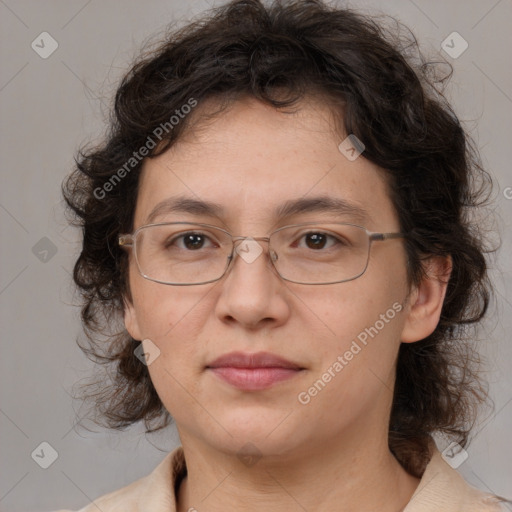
[167,230,343,250]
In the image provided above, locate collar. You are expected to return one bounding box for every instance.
[77,444,502,511]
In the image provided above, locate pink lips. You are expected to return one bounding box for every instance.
[206,351,304,391]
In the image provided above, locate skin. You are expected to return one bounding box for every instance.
[124,96,450,512]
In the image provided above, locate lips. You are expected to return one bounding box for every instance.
[206,351,304,391]
[207,351,302,370]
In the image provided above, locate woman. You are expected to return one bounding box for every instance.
[59,1,508,510]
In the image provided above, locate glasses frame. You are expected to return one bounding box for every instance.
[119,221,405,286]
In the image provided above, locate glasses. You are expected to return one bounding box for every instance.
[119,221,405,286]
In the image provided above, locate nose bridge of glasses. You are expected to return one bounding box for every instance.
[231,235,270,243]
[229,235,278,263]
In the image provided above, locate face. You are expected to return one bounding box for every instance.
[124,96,415,459]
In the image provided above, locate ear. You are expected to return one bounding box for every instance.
[400,255,452,343]
[123,296,143,341]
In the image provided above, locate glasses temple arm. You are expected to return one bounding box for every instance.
[118,234,133,247]
[369,232,406,241]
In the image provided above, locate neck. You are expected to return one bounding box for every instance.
[176,428,420,512]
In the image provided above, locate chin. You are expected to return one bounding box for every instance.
[204,409,306,455]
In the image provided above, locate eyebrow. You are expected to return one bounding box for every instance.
[275,196,370,223]
[145,194,370,225]
[146,196,224,224]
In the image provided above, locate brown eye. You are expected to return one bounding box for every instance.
[182,233,206,250]
[295,231,340,251]
[305,233,328,249]
[166,232,215,251]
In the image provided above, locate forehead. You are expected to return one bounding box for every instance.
[135,97,397,231]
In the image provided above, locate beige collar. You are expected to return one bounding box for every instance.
[67,444,503,511]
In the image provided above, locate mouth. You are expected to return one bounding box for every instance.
[206,351,305,391]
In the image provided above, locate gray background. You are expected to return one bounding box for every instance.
[0,0,511,510]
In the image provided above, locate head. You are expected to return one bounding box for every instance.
[64,0,492,477]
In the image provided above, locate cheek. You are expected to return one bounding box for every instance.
[295,283,405,429]
[311,277,406,343]
[130,266,211,341]
[128,277,211,400]
[306,255,408,372]
[129,274,222,391]
[133,283,211,416]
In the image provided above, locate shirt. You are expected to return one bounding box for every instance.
[55,445,505,512]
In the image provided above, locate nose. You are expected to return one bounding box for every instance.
[213,237,290,330]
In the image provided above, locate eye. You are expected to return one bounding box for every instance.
[296,231,342,250]
[166,231,217,250]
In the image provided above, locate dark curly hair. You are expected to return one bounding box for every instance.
[63,0,495,478]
